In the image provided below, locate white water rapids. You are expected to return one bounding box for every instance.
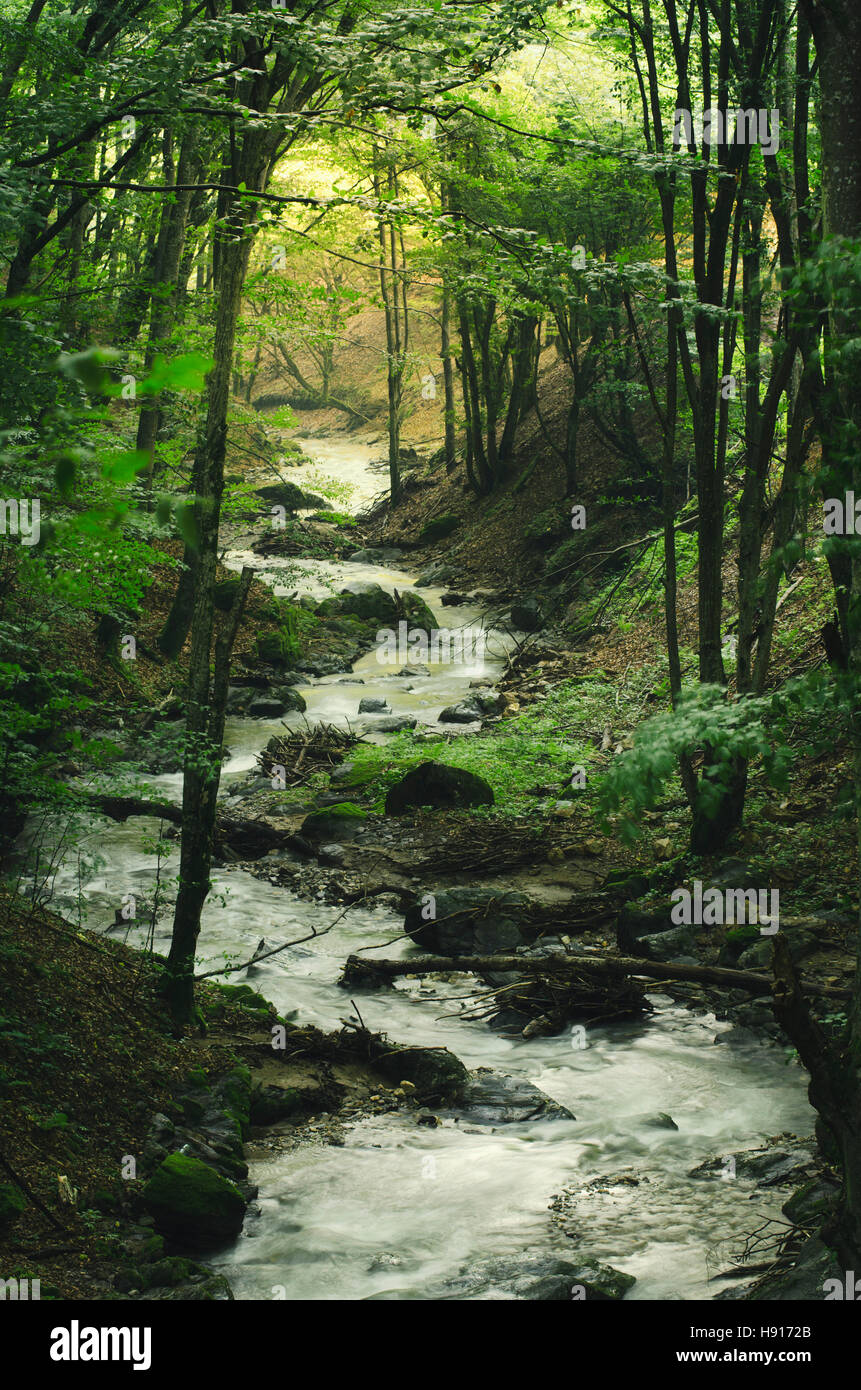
[40,436,812,1300]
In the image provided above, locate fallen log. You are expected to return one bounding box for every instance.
[87,794,182,825]
[341,951,851,1000]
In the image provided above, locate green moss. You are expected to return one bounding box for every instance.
[142,1153,246,1247]
[255,611,300,668]
[419,514,459,542]
[221,1064,252,1137]
[249,1085,305,1125]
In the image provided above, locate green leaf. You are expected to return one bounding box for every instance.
[139,353,213,395]
[175,500,199,550]
[102,450,150,484]
[54,454,77,496]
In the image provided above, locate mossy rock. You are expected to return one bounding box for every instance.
[255,613,300,668]
[419,514,459,543]
[180,1094,206,1124]
[0,1183,26,1231]
[568,1262,636,1300]
[301,802,366,841]
[142,1154,246,1248]
[782,1178,838,1229]
[217,983,271,1015]
[373,1044,469,1104]
[400,590,438,635]
[249,1084,306,1125]
[139,1256,194,1290]
[523,507,570,549]
[220,1065,252,1137]
[316,582,397,623]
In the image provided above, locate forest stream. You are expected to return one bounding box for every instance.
[35,437,813,1302]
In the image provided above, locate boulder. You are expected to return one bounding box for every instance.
[142,1154,246,1248]
[459,1069,574,1124]
[616,904,672,953]
[358,697,389,714]
[415,564,455,588]
[442,1253,634,1301]
[384,760,494,814]
[316,583,437,633]
[300,802,366,841]
[372,1042,468,1104]
[373,716,417,732]
[630,925,697,962]
[404,885,529,955]
[438,700,482,724]
[254,482,329,512]
[439,692,503,723]
[247,696,288,718]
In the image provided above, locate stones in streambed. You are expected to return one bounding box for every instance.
[438,692,504,723]
[384,760,494,813]
[689,1139,816,1188]
[367,1037,469,1105]
[143,1154,246,1249]
[226,683,306,716]
[404,885,530,955]
[316,581,436,633]
[414,562,455,587]
[358,697,389,713]
[369,716,417,732]
[455,1069,575,1125]
[441,1252,634,1301]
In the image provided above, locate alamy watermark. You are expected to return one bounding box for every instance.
[0,498,40,546]
[672,107,780,155]
[670,881,779,933]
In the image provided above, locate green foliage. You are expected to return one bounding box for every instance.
[599,684,801,843]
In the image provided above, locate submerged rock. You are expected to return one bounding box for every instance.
[442,1251,634,1300]
[457,1069,575,1125]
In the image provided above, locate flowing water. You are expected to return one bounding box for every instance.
[38,434,812,1300]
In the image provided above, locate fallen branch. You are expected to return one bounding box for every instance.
[341,950,851,1000]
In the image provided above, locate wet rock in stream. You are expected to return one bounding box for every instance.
[440,1252,635,1301]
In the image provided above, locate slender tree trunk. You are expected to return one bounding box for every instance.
[163,205,255,1025]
